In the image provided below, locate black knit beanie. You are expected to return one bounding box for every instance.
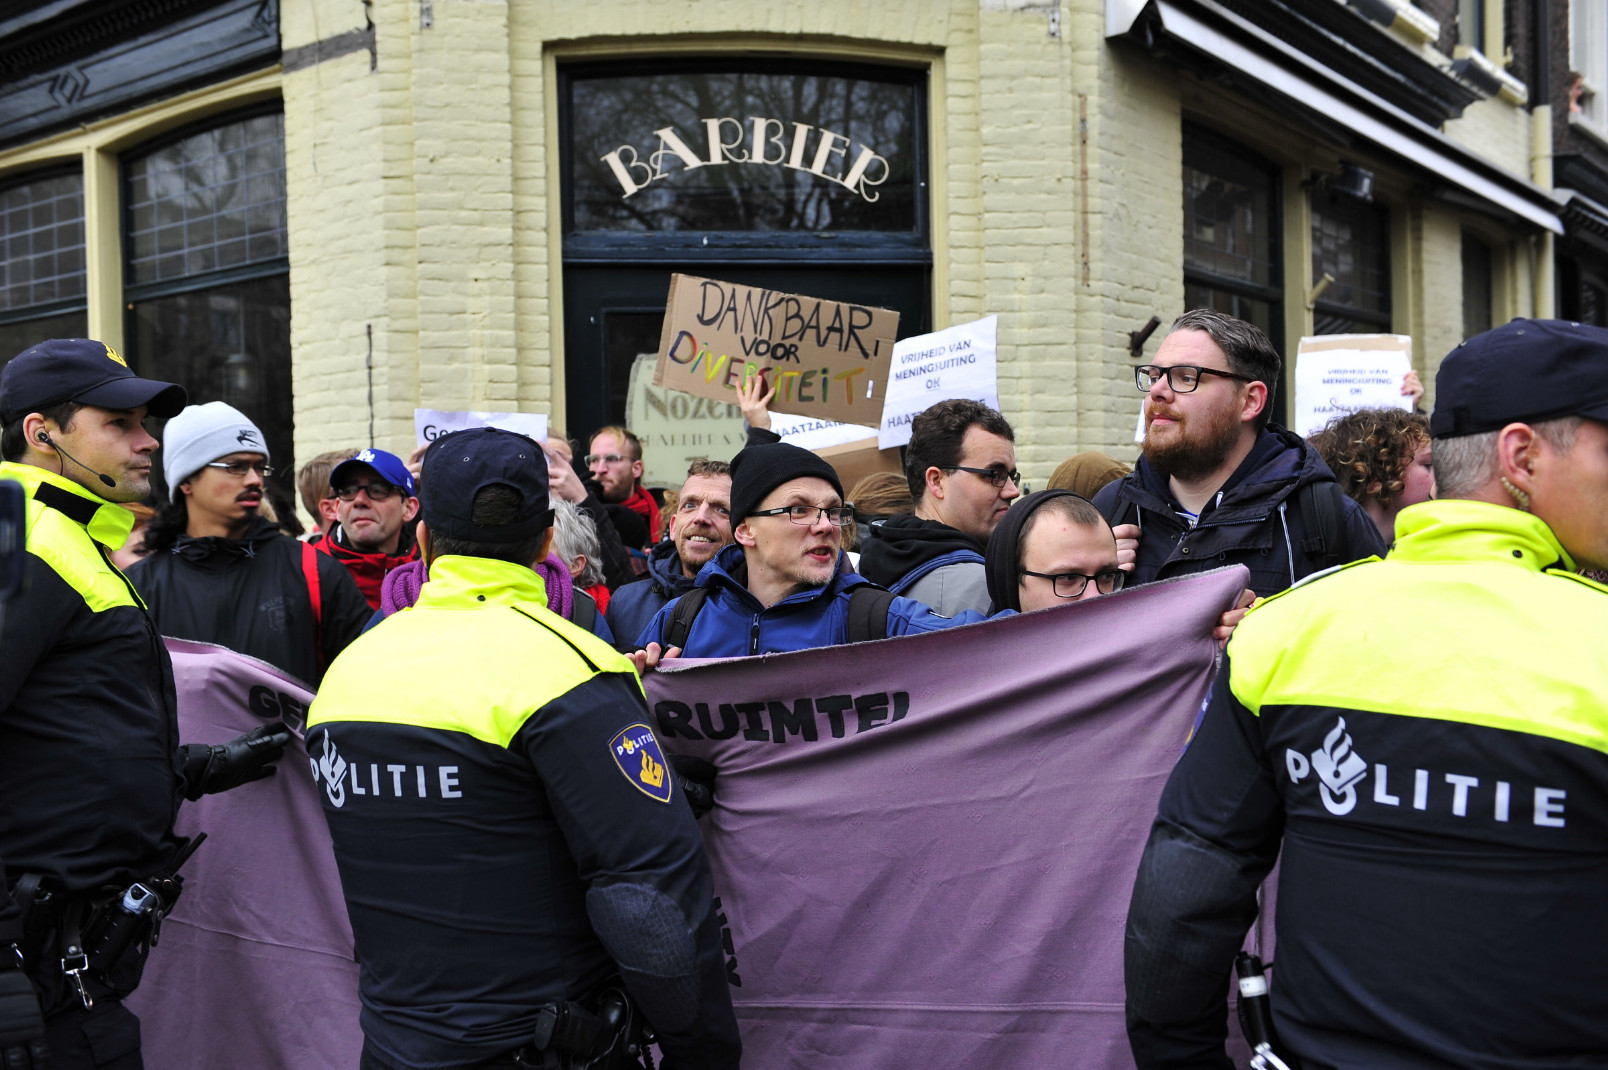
[730,442,845,523]
[984,489,1094,613]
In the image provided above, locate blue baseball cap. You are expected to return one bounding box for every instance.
[419,428,550,543]
[330,448,416,498]
[0,338,186,424]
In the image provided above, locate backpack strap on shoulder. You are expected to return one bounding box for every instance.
[663,586,711,651]
[846,586,897,644]
[1297,482,1344,570]
[301,541,324,666]
[570,591,597,633]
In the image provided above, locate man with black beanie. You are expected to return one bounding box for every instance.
[633,441,986,661]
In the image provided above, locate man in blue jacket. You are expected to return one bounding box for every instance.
[606,459,733,649]
[1094,308,1384,596]
[632,442,986,664]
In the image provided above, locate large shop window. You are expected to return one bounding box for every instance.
[560,60,930,483]
[0,168,88,363]
[123,109,290,500]
[1181,125,1285,423]
[1310,194,1392,335]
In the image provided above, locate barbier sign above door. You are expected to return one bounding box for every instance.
[601,117,891,202]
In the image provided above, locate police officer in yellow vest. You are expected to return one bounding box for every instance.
[307,428,740,1070]
[0,339,291,1070]
[1125,319,1608,1070]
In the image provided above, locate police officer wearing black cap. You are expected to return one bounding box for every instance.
[306,427,740,1070]
[1124,319,1608,1070]
[0,339,292,1069]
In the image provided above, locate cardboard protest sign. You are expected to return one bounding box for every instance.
[816,438,903,492]
[1293,334,1413,438]
[627,354,748,487]
[653,274,898,425]
[414,408,548,447]
[878,315,999,449]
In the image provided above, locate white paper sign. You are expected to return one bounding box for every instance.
[878,316,1000,449]
[770,413,879,452]
[1293,334,1413,438]
[415,409,548,447]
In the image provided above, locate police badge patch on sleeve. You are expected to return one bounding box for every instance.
[608,724,674,804]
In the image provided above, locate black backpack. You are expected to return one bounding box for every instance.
[1295,481,1348,570]
[662,584,897,651]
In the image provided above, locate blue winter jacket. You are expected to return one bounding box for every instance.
[605,539,696,652]
[636,544,991,657]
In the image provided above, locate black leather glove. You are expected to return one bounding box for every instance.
[668,754,717,819]
[181,724,292,800]
[0,964,48,1070]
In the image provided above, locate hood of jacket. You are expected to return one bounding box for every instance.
[1117,425,1335,529]
[857,513,986,589]
[647,538,700,599]
[168,515,286,570]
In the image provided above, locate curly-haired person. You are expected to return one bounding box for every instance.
[1310,407,1434,543]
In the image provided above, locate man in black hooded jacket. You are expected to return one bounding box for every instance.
[857,399,1021,615]
[1093,309,1383,595]
[128,402,370,685]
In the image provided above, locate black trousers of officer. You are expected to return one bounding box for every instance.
[32,967,143,1069]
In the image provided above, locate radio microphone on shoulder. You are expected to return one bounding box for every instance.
[37,431,117,488]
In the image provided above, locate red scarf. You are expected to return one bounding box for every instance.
[621,484,662,543]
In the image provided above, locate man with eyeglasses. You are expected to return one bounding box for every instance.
[130,402,370,685]
[632,442,984,665]
[858,399,1021,616]
[1093,308,1383,597]
[320,448,421,609]
[586,425,661,551]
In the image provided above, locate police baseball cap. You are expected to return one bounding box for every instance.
[0,338,186,425]
[1431,319,1608,438]
[419,427,550,543]
[331,448,416,498]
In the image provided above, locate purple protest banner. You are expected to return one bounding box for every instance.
[645,566,1250,1069]
[124,640,362,1070]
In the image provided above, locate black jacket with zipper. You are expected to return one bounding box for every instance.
[128,515,371,687]
[1092,426,1385,596]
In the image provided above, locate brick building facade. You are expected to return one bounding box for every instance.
[0,0,1584,523]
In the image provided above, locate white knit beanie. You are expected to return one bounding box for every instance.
[162,401,270,501]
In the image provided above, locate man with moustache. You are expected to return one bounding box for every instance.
[320,448,420,609]
[129,402,370,685]
[606,459,734,649]
[632,442,983,664]
[1094,309,1383,596]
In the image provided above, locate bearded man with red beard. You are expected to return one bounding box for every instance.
[1092,308,1384,597]
[130,402,370,685]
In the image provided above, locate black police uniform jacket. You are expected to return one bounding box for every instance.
[0,463,184,934]
[306,555,740,1070]
[128,515,371,687]
[1125,500,1608,1069]
[1093,425,1385,596]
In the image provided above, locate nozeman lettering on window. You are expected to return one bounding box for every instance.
[653,274,899,425]
[601,116,891,203]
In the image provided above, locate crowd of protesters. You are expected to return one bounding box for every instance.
[3,306,1606,1070]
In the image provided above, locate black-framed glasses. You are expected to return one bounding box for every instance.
[334,481,401,502]
[1020,568,1126,598]
[747,504,855,527]
[583,453,631,466]
[942,465,1020,489]
[205,460,273,478]
[1135,364,1254,393]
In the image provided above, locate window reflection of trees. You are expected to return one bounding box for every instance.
[126,113,286,284]
[570,71,917,232]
